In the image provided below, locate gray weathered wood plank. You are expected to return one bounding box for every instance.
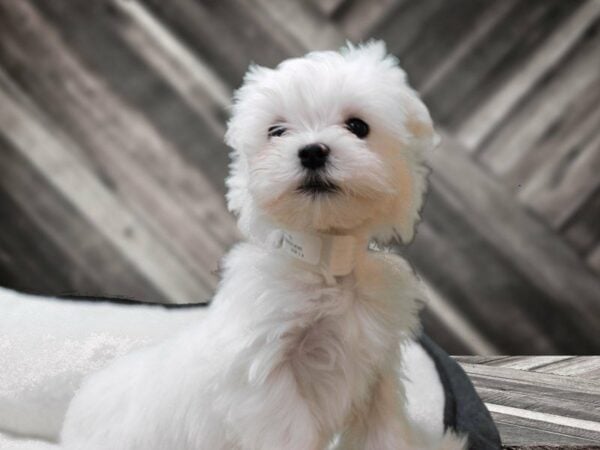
[426,134,600,349]
[0,132,165,300]
[457,0,600,149]
[476,387,600,424]
[0,75,210,302]
[533,357,600,377]
[461,363,600,397]
[562,188,600,259]
[0,0,240,299]
[479,29,600,186]
[337,0,406,41]
[492,410,600,447]
[32,0,232,194]
[487,356,575,371]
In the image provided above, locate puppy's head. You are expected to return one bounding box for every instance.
[226,41,437,244]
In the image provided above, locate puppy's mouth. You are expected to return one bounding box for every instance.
[297,175,340,195]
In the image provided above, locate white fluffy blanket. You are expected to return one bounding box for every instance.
[0,287,444,448]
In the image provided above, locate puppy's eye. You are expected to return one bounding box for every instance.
[268,125,287,138]
[345,118,369,139]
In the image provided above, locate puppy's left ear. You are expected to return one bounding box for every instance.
[375,85,438,245]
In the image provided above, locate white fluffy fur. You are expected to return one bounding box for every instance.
[60,41,465,449]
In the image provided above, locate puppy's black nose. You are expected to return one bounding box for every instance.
[298,143,330,170]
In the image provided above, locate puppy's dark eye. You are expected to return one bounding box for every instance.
[268,125,287,138]
[345,118,369,139]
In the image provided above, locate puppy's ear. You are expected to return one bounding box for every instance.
[225,64,273,157]
[392,87,438,244]
[225,64,273,229]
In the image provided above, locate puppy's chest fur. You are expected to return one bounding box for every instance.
[232,245,419,433]
[286,285,395,431]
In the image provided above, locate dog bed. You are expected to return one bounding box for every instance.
[0,287,500,449]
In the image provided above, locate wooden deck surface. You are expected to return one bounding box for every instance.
[0,0,599,355]
[456,356,600,448]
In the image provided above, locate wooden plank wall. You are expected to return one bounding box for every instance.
[0,0,598,355]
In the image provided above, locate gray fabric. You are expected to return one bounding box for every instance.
[419,336,502,450]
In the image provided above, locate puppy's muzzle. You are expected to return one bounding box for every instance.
[298,143,330,170]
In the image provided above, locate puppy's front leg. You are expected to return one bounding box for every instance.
[232,364,325,450]
[337,370,418,450]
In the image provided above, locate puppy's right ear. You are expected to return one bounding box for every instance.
[225,64,273,154]
[225,64,273,219]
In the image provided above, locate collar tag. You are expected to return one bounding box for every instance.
[280,231,322,266]
[275,230,358,279]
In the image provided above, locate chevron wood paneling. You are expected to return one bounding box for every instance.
[0,0,598,354]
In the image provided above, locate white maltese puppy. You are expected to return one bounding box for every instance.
[61,41,466,450]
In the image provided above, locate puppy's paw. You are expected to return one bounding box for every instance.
[430,430,467,450]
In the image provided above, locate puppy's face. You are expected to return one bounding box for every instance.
[226,42,436,243]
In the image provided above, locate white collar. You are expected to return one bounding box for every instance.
[268,229,364,284]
